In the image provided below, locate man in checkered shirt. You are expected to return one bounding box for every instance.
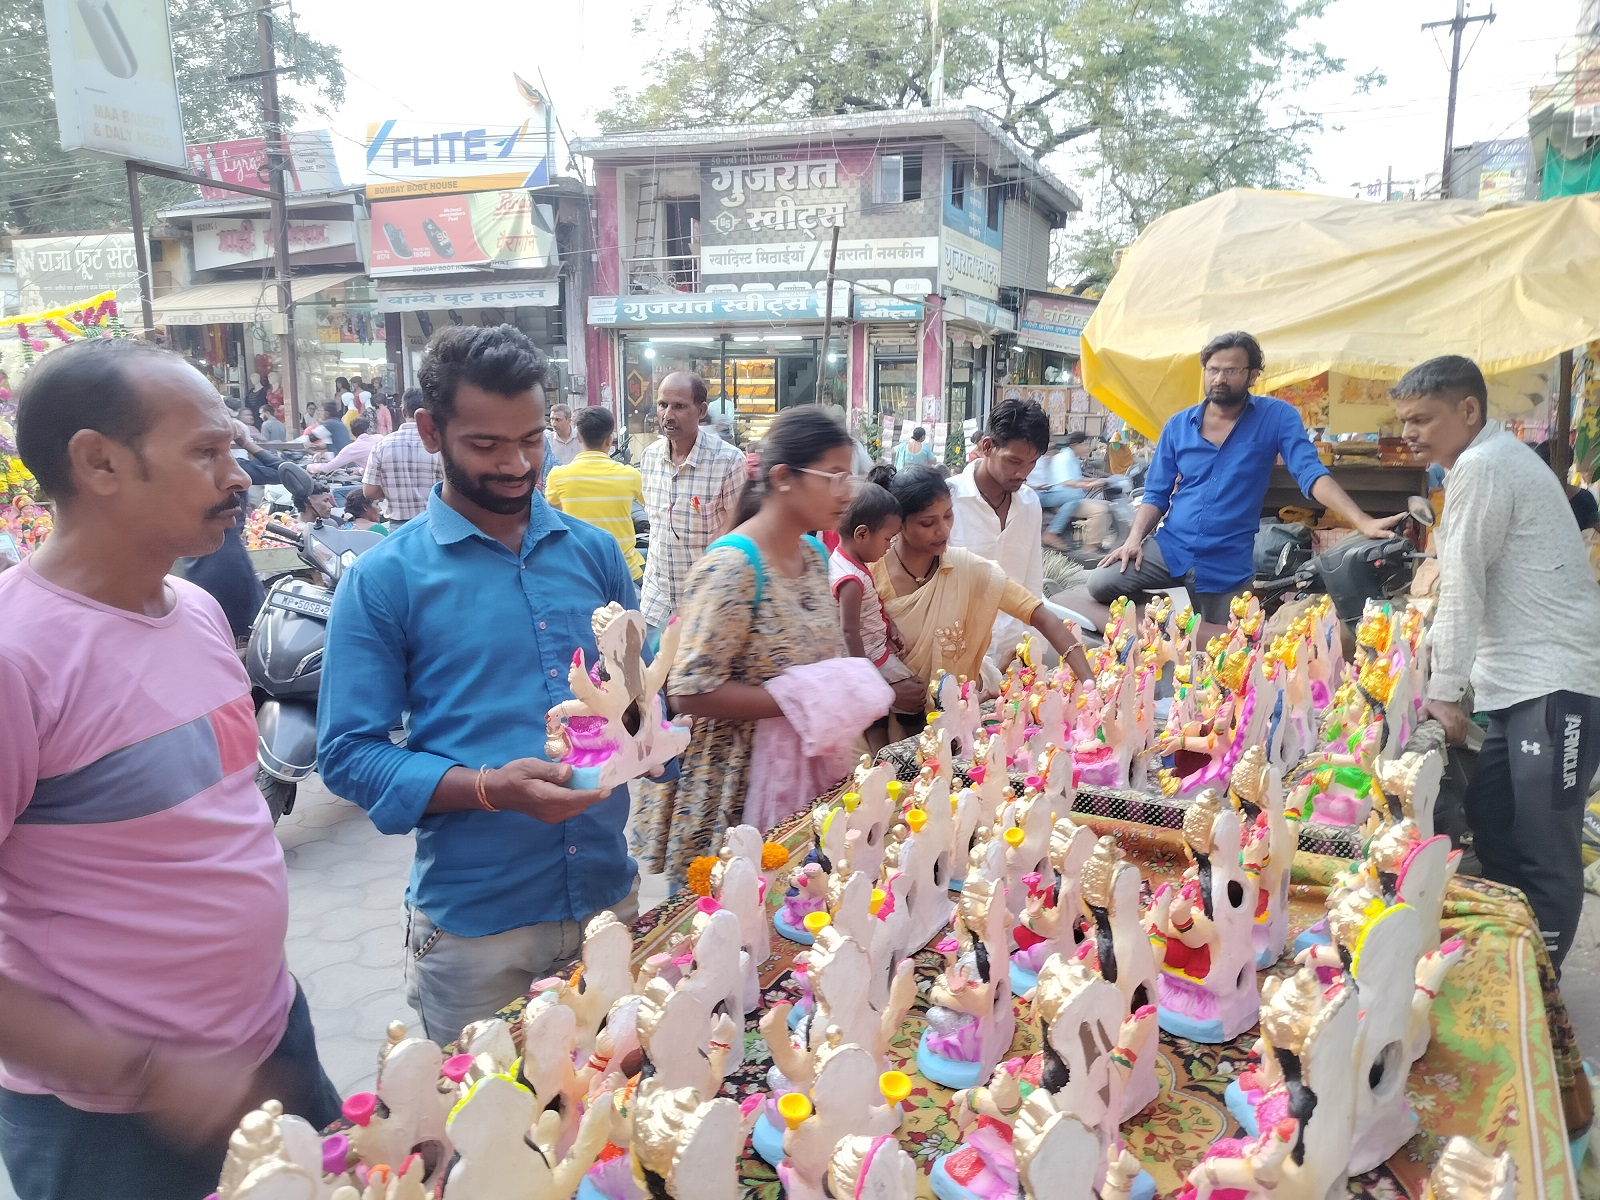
[363,387,444,524]
[638,373,745,634]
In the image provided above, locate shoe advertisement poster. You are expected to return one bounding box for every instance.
[367,190,556,277]
[42,0,188,167]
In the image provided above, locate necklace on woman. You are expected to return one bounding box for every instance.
[891,544,939,586]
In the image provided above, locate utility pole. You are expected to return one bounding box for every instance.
[256,0,300,431]
[1423,0,1495,199]
[817,225,841,405]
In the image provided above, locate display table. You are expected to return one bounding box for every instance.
[487,805,1587,1200]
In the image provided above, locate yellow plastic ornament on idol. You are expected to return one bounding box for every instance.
[840,792,860,813]
[803,911,832,936]
[879,1072,912,1107]
[905,808,927,834]
[869,889,886,916]
[778,1092,812,1129]
[886,780,904,801]
[1004,827,1025,849]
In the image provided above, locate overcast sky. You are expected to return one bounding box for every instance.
[291,0,1581,201]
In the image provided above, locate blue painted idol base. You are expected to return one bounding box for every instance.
[773,907,816,945]
[752,1109,785,1166]
[916,1032,984,1091]
[1224,1078,1260,1136]
[1156,1009,1225,1044]
[1009,960,1040,998]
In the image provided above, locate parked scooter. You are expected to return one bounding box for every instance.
[1252,494,1436,627]
[246,463,382,821]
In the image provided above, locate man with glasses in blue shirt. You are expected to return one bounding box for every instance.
[318,324,642,1044]
[1085,331,1400,626]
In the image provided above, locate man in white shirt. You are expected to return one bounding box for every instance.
[547,404,581,467]
[1392,355,1600,971]
[947,397,1050,663]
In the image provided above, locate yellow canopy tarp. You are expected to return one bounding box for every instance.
[1080,188,1600,437]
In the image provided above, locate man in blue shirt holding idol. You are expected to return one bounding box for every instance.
[1086,331,1401,626]
[319,324,642,1044]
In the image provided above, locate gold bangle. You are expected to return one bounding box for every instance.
[476,765,499,813]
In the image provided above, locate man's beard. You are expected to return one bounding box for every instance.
[1207,381,1250,409]
[440,444,535,516]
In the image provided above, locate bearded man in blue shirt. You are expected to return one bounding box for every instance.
[319,324,641,1044]
[1085,331,1402,626]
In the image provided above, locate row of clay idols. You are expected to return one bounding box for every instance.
[212,823,784,1200]
[934,590,1434,839]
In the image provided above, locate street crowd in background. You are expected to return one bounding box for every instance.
[0,322,1597,1198]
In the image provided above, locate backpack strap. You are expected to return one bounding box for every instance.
[708,533,766,611]
[708,533,827,612]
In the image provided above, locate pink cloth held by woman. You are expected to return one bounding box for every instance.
[743,656,893,834]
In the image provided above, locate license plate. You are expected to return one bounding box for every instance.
[271,592,331,620]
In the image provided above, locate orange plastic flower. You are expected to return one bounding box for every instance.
[761,842,789,870]
[686,855,718,896]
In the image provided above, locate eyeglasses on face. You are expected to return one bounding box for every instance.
[1203,366,1252,379]
[791,466,855,493]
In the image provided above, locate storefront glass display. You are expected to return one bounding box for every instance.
[294,279,385,418]
[873,349,918,424]
[618,334,844,451]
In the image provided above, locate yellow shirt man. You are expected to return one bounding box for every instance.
[546,444,646,581]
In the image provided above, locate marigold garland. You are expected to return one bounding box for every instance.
[760,842,789,870]
[685,855,718,896]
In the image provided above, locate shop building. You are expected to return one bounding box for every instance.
[151,185,372,421]
[571,108,1078,449]
[997,291,1119,440]
[370,177,591,404]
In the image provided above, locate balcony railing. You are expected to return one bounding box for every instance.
[625,255,699,295]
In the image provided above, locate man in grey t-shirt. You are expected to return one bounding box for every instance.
[1392,355,1600,971]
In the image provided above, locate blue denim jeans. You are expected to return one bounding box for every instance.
[0,984,340,1200]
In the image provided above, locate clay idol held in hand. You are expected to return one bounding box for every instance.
[544,604,691,790]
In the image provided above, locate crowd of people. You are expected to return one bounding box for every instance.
[0,320,1596,1197]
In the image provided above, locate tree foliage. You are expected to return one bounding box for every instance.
[1,0,346,236]
[600,0,1363,286]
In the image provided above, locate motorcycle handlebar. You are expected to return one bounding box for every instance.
[264,520,303,546]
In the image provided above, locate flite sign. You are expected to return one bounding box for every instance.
[191,217,358,271]
[365,116,554,199]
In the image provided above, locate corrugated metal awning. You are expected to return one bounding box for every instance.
[150,271,365,325]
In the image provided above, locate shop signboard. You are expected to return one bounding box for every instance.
[588,292,924,326]
[940,228,1003,302]
[42,0,187,167]
[942,161,1003,249]
[365,114,554,199]
[703,238,938,275]
[1017,292,1096,355]
[1477,138,1530,202]
[368,190,556,276]
[13,232,141,310]
[698,144,941,293]
[377,280,559,312]
[192,217,357,271]
[185,131,343,201]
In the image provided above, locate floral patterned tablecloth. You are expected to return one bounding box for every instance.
[500,809,1587,1200]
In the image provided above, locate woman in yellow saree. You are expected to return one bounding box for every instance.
[871,466,1093,697]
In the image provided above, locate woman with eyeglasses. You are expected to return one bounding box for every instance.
[633,406,884,889]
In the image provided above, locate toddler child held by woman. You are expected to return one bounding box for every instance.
[829,474,925,750]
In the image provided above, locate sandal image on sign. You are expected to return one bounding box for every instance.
[423,218,456,258]
[383,223,414,259]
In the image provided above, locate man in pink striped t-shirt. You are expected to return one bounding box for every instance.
[0,340,340,1198]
